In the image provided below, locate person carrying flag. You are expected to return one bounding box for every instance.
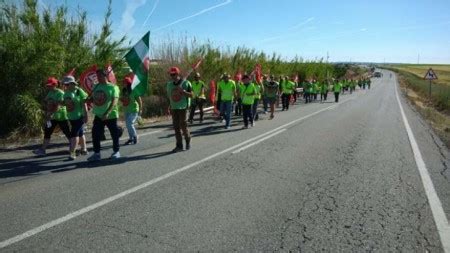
[166,67,193,152]
[62,75,89,160]
[33,77,71,156]
[188,72,207,124]
[120,76,143,145]
[87,69,121,161]
[217,73,236,129]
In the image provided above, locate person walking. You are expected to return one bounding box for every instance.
[33,77,71,156]
[253,80,264,121]
[87,69,121,161]
[62,75,89,160]
[120,76,143,145]
[217,73,236,129]
[320,80,329,102]
[166,67,193,152]
[188,72,207,123]
[266,75,279,119]
[333,79,342,103]
[281,76,294,110]
[240,74,256,128]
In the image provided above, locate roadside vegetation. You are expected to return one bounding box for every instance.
[386,64,450,147]
[1,0,353,140]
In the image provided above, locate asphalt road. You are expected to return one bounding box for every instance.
[1,70,449,252]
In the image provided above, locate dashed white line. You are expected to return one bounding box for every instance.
[232,129,287,154]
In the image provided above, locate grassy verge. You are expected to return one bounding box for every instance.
[390,67,450,148]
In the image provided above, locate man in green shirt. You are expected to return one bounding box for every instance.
[240,74,257,128]
[167,66,193,152]
[62,75,89,160]
[217,74,236,129]
[333,79,343,103]
[87,69,121,161]
[281,76,294,110]
[188,72,207,124]
[253,79,264,121]
[33,77,71,156]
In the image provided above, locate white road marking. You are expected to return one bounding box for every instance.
[394,74,450,253]
[232,129,287,154]
[0,98,355,249]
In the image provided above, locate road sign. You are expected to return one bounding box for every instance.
[424,68,438,80]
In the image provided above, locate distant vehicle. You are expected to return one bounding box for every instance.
[374,72,382,78]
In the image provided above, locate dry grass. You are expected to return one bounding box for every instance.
[394,64,450,86]
[398,75,450,148]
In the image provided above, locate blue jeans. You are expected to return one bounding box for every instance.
[220,101,232,127]
[125,112,138,139]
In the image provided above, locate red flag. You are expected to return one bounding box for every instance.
[254,64,262,83]
[79,65,98,95]
[65,68,76,77]
[105,64,117,84]
[233,71,242,82]
[209,80,219,115]
[192,58,203,70]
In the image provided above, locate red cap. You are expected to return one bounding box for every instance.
[123,76,133,86]
[168,67,180,75]
[46,77,59,87]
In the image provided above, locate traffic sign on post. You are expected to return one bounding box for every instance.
[424,68,438,80]
[424,68,438,97]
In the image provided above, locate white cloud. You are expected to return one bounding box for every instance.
[119,0,147,32]
[154,0,233,32]
[289,17,315,30]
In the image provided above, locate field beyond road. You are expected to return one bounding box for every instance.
[391,64,450,86]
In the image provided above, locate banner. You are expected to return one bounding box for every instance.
[79,65,98,95]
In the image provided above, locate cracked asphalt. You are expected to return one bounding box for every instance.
[0,69,449,252]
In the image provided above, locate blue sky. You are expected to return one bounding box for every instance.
[39,0,450,64]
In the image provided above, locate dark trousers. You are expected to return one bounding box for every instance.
[44,120,71,140]
[334,92,340,102]
[92,116,120,153]
[293,91,298,102]
[189,98,205,122]
[262,97,268,112]
[171,109,190,148]
[281,94,291,109]
[242,104,253,127]
[305,93,311,103]
[69,118,85,138]
[235,98,242,116]
[321,93,328,101]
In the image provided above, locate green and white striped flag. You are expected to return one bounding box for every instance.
[125,31,150,96]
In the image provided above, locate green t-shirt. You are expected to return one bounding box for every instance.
[191,80,206,99]
[167,79,192,110]
[320,82,328,94]
[64,87,88,120]
[218,80,236,101]
[92,83,120,119]
[240,83,256,105]
[282,81,294,94]
[334,83,342,93]
[265,81,279,98]
[121,88,140,114]
[46,88,67,121]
